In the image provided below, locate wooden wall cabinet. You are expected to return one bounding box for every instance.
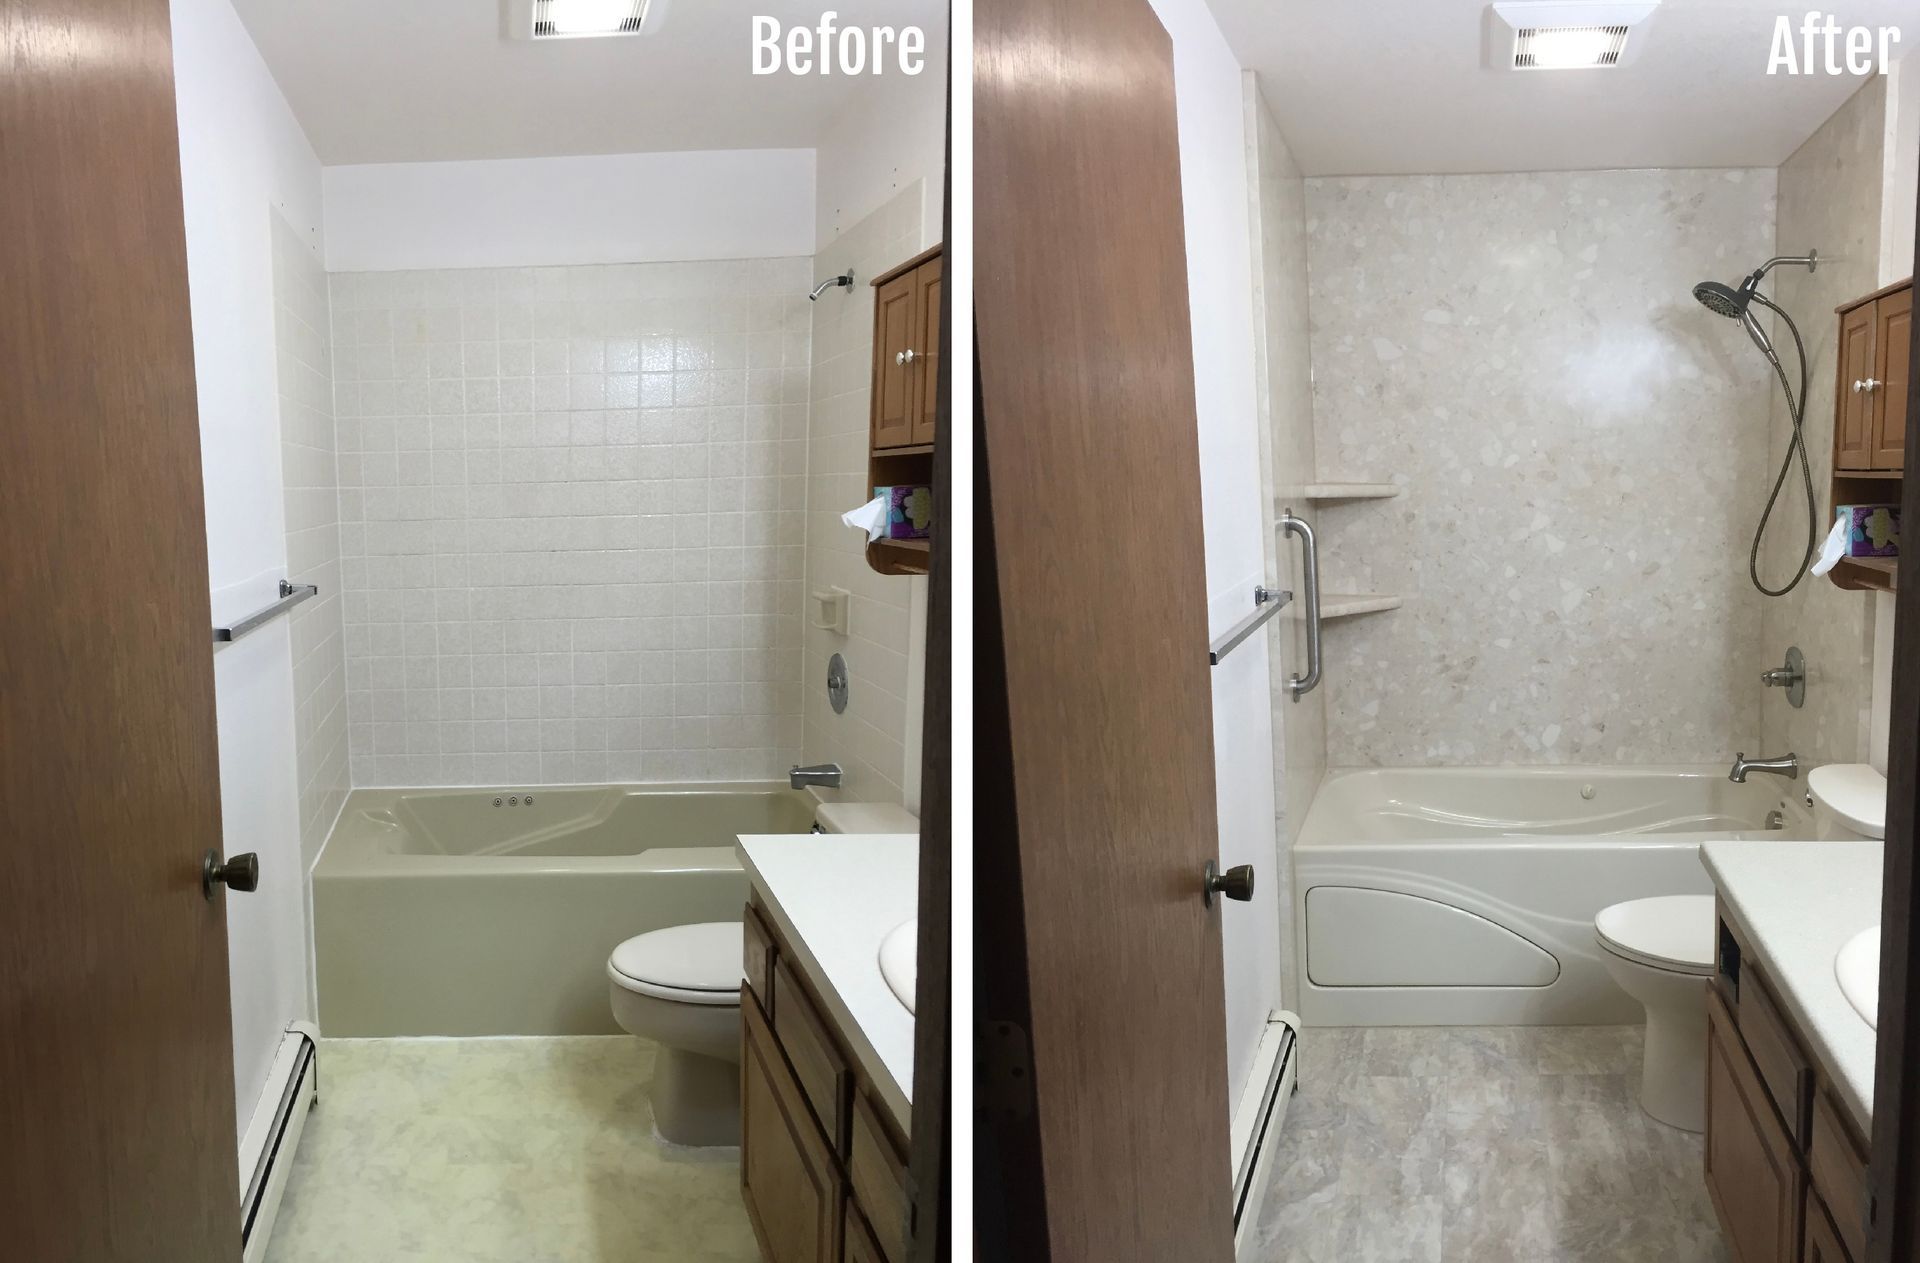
[865,244,943,577]
[1828,278,1911,592]
[1708,905,1871,1263]
[739,900,912,1263]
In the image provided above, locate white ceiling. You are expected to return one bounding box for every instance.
[229,0,946,165]
[1210,0,1920,176]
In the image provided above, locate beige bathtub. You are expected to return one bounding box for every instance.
[312,783,817,1036]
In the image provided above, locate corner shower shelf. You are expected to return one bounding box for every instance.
[1297,482,1402,503]
[1314,593,1403,620]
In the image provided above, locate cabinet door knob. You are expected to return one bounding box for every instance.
[1866,378,1882,392]
[896,348,917,366]
[1853,380,1866,393]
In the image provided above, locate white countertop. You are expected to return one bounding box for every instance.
[738,833,918,1131]
[1700,840,1881,1132]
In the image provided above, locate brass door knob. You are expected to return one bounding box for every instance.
[203,850,260,900]
[1203,860,1255,907]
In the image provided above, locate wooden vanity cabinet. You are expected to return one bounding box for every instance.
[739,898,912,1263]
[1708,904,1872,1263]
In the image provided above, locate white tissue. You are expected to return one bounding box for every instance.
[842,494,889,543]
[1810,511,1850,577]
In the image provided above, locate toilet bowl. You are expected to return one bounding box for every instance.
[1595,894,1717,1132]
[1808,764,1887,841]
[607,921,745,1147]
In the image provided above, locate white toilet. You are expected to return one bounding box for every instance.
[606,798,920,1147]
[607,921,748,1147]
[1808,763,1888,841]
[1594,894,1717,1132]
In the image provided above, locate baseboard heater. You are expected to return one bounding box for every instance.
[240,1023,320,1263]
[1231,1011,1299,1255]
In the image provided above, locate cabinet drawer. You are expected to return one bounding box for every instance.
[1810,1091,1869,1262]
[844,1200,888,1263]
[773,958,851,1152]
[850,1091,911,1262]
[1736,965,1813,1145]
[743,901,774,1010]
[1705,987,1803,1263]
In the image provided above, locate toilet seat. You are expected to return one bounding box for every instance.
[607,922,744,1006]
[1595,895,1716,977]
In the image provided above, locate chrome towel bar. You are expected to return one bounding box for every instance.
[213,580,318,644]
[1208,585,1291,666]
[1280,511,1322,700]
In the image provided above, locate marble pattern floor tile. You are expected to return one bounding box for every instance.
[264,1036,759,1263]
[1250,1026,1730,1263]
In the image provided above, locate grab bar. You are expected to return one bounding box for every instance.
[1208,585,1291,666]
[213,580,318,644]
[1280,511,1321,700]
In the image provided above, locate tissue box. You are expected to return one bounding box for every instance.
[875,485,933,540]
[1836,504,1900,558]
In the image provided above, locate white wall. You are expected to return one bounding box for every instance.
[1147,0,1283,1104]
[813,9,948,253]
[171,0,324,1146]
[322,151,816,273]
[803,33,947,814]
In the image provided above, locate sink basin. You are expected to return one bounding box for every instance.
[879,918,916,1014]
[1836,926,1879,1029]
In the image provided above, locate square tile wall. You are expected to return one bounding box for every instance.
[327,259,814,786]
[799,186,929,806]
[271,214,350,862]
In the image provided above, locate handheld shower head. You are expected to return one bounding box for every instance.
[808,272,854,301]
[1692,279,1751,319]
[1688,250,1821,598]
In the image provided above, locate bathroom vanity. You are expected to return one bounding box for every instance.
[1701,841,1881,1263]
[736,834,918,1263]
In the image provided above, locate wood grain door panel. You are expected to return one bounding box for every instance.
[740,994,844,1263]
[871,273,917,451]
[911,257,943,446]
[0,0,243,1256]
[1872,286,1911,471]
[1837,302,1878,471]
[976,0,1237,1255]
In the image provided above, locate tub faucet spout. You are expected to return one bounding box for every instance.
[789,763,843,789]
[1729,752,1798,783]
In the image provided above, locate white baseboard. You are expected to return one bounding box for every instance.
[240,1022,320,1263]
[1232,1011,1299,1257]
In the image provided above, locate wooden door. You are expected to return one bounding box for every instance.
[910,257,943,446]
[1838,302,1878,471]
[975,0,1238,1256]
[1872,287,1911,471]
[1705,992,1804,1263]
[741,996,844,1263]
[871,272,917,450]
[0,0,244,1258]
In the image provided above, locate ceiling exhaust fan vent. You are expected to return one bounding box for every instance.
[530,0,653,39]
[1512,24,1631,69]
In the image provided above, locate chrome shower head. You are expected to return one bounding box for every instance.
[808,272,854,301]
[1693,279,1750,319]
